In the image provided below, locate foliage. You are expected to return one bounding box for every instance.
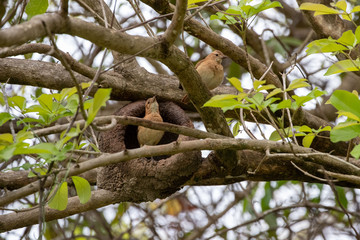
[205,1,360,158]
[299,0,360,22]
[0,84,111,210]
[25,0,48,19]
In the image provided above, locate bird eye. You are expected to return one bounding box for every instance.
[215,54,219,56]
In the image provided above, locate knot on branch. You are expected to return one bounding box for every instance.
[97,101,201,202]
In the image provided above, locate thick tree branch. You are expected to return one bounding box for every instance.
[0,14,67,47]
[162,0,187,46]
[0,12,349,169]
[0,58,183,103]
[0,14,233,144]
[33,115,228,140]
[0,189,119,233]
[2,145,360,232]
[0,57,347,155]
[2,137,360,207]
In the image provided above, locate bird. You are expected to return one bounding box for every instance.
[137,96,164,147]
[181,50,226,102]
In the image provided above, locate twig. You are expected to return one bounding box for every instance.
[248,148,270,174]
[281,63,298,145]
[291,161,330,182]
[1,81,16,140]
[41,21,88,122]
[323,170,360,238]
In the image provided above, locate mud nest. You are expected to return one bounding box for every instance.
[97,100,201,202]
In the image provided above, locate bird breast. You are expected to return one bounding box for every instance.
[196,63,224,90]
[137,113,164,146]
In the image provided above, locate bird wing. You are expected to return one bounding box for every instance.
[195,59,206,69]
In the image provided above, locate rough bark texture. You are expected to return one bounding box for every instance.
[97,101,201,202]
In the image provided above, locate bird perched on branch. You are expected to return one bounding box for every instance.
[137,96,164,147]
[181,50,226,102]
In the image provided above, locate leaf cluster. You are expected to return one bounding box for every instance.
[0,84,111,210]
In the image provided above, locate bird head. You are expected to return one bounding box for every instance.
[145,96,160,113]
[210,50,226,64]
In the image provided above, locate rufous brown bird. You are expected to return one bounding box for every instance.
[137,96,164,147]
[181,50,226,102]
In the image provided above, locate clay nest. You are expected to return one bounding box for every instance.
[97,100,201,202]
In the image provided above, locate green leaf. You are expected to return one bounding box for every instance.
[0,145,16,161]
[48,182,68,211]
[253,80,266,91]
[270,99,291,112]
[308,88,327,98]
[37,94,53,113]
[351,144,360,159]
[25,0,48,19]
[269,126,304,141]
[57,126,81,148]
[8,96,26,111]
[0,133,14,144]
[337,30,356,47]
[246,93,265,110]
[71,176,91,204]
[299,125,312,132]
[335,0,347,12]
[60,82,92,102]
[355,26,360,45]
[329,90,360,119]
[337,110,360,122]
[306,39,348,55]
[335,186,348,208]
[330,122,360,142]
[299,3,339,15]
[210,12,237,24]
[302,133,315,148]
[29,143,57,154]
[276,99,291,109]
[209,99,250,111]
[325,59,360,75]
[0,112,12,126]
[204,94,250,111]
[263,97,280,108]
[28,168,47,177]
[227,5,245,16]
[86,88,111,126]
[292,95,312,108]
[204,94,240,106]
[351,6,360,13]
[15,130,33,142]
[232,121,240,136]
[269,130,284,141]
[227,77,243,92]
[318,126,332,132]
[266,88,282,99]
[257,84,276,91]
[286,79,310,91]
[0,92,4,105]
[261,182,272,211]
[188,0,208,7]
[247,0,283,18]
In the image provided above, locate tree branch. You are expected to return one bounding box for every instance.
[0,189,119,233]
[2,137,360,207]
[162,0,187,46]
